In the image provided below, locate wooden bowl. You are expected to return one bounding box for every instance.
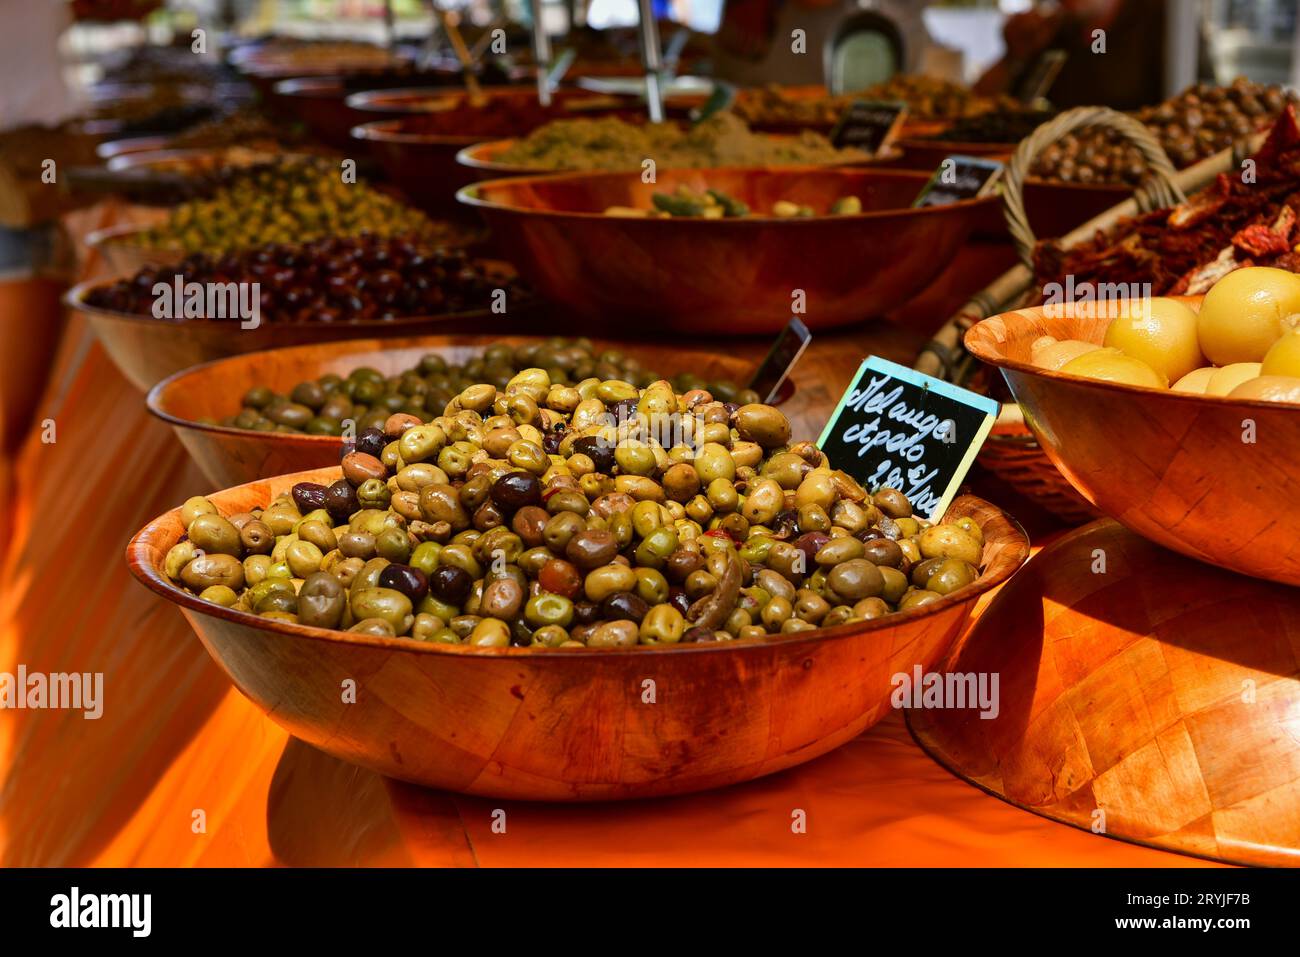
[126,476,1028,801]
[965,298,1300,586]
[458,166,998,334]
[67,274,530,393]
[146,335,765,489]
[83,220,178,274]
[269,76,383,150]
[95,134,174,160]
[351,89,631,218]
[909,517,1300,867]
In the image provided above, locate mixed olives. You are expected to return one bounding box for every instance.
[213,338,761,436]
[165,377,987,647]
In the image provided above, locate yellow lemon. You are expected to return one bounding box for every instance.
[1197,266,1300,365]
[1171,366,1217,394]
[1103,297,1204,383]
[1260,329,1300,378]
[1226,375,1300,405]
[1059,348,1168,389]
[1031,337,1102,371]
[1205,362,1262,396]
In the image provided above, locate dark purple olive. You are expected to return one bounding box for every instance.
[572,435,615,475]
[542,430,566,455]
[354,427,387,459]
[572,600,600,626]
[429,565,472,604]
[291,482,328,514]
[510,619,534,646]
[667,587,691,617]
[323,479,359,523]
[793,531,831,566]
[771,509,800,540]
[682,626,717,643]
[378,563,429,603]
[490,471,542,513]
[601,591,649,623]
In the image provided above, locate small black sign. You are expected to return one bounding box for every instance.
[816,357,999,521]
[692,80,738,125]
[747,317,811,403]
[912,155,1005,208]
[830,99,908,154]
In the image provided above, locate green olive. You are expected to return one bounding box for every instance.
[182,553,245,592]
[918,524,982,565]
[187,513,242,556]
[584,564,638,602]
[733,404,791,448]
[349,587,413,633]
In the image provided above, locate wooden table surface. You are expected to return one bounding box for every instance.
[0,208,1219,867]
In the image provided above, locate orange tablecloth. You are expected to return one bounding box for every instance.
[0,215,1219,868]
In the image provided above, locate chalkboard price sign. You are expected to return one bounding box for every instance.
[816,357,1000,521]
[912,155,1004,208]
[830,99,908,154]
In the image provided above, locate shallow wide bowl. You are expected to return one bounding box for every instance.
[910,517,1300,867]
[67,274,527,393]
[966,298,1300,586]
[84,221,183,274]
[458,166,997,334]
[146,335,763,488]
[127,476,1028,801]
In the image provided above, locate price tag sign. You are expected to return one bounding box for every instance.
[912,155,1004,208]
[816,356,999,521]
[747,317,811,403]
[692,80,738,124]
[830,99,908,155]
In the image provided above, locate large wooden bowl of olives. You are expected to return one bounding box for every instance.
[127,458,1028,801]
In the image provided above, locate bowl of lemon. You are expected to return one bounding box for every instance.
[966,266,1300,585]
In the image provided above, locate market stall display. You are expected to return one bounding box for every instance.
[13,7,1300,873]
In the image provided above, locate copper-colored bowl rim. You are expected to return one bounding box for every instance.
[965,298,1300,413]
[64,273,527,337]
[453,138,906,175]
[457,165,997,224]
[344,84,558,115]
[142,336,770,445]
[351,119,485,149]
[126,478,1029,659]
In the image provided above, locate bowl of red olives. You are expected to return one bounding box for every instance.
[69,235,530,392]
[128,375,1029,800]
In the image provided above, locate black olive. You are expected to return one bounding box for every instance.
[490,471,543,513]
[378,563,429,603]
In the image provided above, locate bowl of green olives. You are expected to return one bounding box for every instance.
[128,377,1029,800]
[146,335,766,488]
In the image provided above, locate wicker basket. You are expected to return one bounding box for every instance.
[916,105,1213,524]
